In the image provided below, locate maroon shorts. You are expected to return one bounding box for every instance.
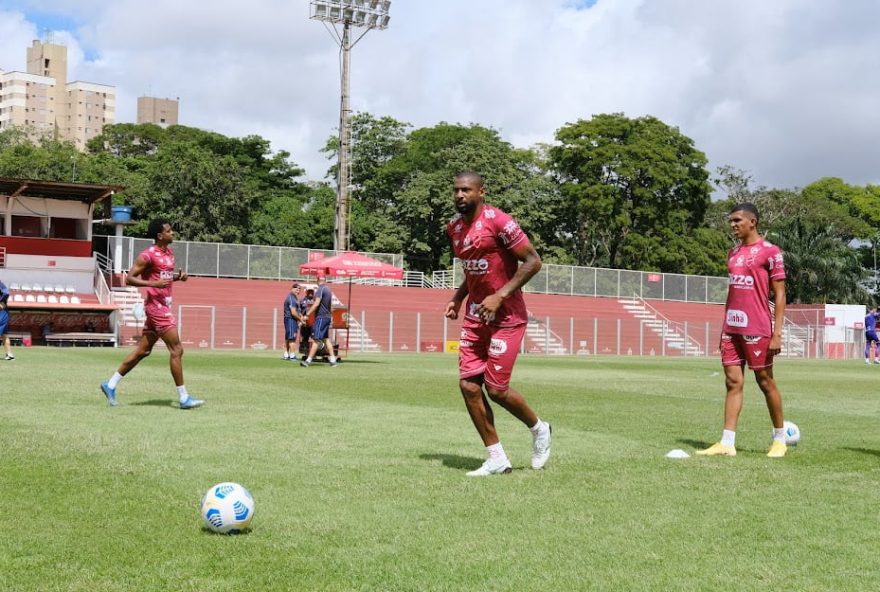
[143,303,177,335]
[458,323,526,391]
[720,332,774,370]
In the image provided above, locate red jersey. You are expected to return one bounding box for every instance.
[723,239,786,337]
[138,244,176,307]
[446,204,530,327]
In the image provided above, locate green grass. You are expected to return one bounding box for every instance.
[2,349,879,591]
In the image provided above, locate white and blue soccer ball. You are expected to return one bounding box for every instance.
[781,420,800,446]
[200,482,255,534]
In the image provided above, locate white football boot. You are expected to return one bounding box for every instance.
[531,423,552,470]
[466,457,513,477]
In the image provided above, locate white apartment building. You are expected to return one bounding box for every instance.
[0,40,115,149]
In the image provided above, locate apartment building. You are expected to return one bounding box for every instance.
[137,96,178,128]
[0,40,115,148]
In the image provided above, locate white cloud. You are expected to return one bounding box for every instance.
[1,0,879,188]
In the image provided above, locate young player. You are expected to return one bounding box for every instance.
[282,283,303,361]
[697,203,787,458]
[100,219,204,409]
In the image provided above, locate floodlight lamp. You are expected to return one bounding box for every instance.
[312,3,328,18]
[365,13,378,25]
[354,0,366,8]
[343,7,354,21]
[330,6,341,19]
[381,0,391,14]
[354,10,367,24]
[377,14,390,28]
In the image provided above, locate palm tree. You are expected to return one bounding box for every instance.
[768,218,869,304]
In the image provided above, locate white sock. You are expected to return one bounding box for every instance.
[772,428,786,442]
[177,385,189,402]
[107,372,123,389]
[721,429,736,447]
[529,419,547,435]
[305,357,312,363]
[329,355,337,363]
[486,442,507,460]
[283,352,289,359]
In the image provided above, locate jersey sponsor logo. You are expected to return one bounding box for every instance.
[454,223,462,232]
[459,340,473,348]
[484,208,496,219]
[726,309,748,327]
[750,246,760,254]
[160,270,175,280]
[489,338,508,356]
[475,220,483,230]
[743,335,761,344]
[728,273,755,287]
[461,258,489,273]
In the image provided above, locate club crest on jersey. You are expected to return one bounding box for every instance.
[475,220,483,230]
[735,256,744,267]
[726,309,748,328]
[489,338,508,356]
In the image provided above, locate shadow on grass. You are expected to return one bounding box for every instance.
[843,447,880,458]
[200,526,253,536]
[333,359,387,365]
[677,438,711,450]
[130,399,175,408]
[419,453,484,471]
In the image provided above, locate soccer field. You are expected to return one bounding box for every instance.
[2,349,878,591]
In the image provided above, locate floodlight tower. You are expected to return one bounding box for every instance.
[310,0,391,252]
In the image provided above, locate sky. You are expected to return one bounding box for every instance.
[1,0,878,189]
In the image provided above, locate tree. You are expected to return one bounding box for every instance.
[551,113,714,273]
[769,218,868,304]
[349,122,564,271]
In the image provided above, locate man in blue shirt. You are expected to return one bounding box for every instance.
[300,274,338,367]
[282,283,303,361]
[865,306,879,365]
[0,280,13,360]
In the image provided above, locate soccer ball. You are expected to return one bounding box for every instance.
[781,421,800,446]
[200,482,255,534]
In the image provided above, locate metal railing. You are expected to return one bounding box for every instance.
[452,260,728,304]
[94,235,729,303]
[93,235,404,281]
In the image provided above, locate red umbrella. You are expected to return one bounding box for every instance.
[298,251,404,280]
[298,252,404,354]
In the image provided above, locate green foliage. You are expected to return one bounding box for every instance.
[768,218,869,304]
[551,114,713,272]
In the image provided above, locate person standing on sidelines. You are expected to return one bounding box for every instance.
[697,203,787,458]
[0,280,14,360]
[444,171,552,476]
[865,306,879,365]
[100,219,204,409]
[300,274,338,367]
[282,283,303,361]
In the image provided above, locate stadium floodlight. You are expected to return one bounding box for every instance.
[310,0,391,251]
[310,0,391,252]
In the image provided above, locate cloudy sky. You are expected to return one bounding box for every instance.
[1,0,878,189]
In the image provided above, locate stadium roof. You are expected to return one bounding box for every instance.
[0,177,123,205]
